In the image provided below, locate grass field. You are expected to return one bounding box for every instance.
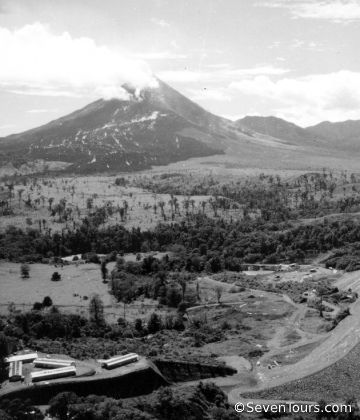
[0,260,168,323]
[0,262,329,363]
[193,291,296,359]
[0,174,243,233]
[2,164,359,236]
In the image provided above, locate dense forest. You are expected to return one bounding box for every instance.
[1,214,360,271]
[1,382,360,419]
[1,169,360,272]
[0,382,241,420]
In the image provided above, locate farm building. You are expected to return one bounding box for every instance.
[302,290,321,307]
[240,263,280,271]
[34,358,75,369]
[5,352,38,364]
[31,366,76,382]
[101,353,138,370]
[60,254,83,263]
[9,361,23,382]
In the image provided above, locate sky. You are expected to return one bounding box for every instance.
[0,0,360,136]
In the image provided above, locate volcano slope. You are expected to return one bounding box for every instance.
[2,79,360,176]
[0,80,238,174]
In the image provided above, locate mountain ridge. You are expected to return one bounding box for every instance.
[0,80,234,173]
[238,115,360,151]
[1,81,360,175]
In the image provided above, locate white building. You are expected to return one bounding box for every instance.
[9,360,23,382]
[34,358,75,369]
[101,353,138,370]
[5,352,38,364]
[31,366,76,382]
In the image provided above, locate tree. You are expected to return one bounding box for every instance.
[48,197,54,210]
[206,255,222,273]
[0,333,10,381]
[115,256,125,271]
[177,301,187,314]
[33,302,43,311]
[119,207,125,222]
[89,294,105,325]
[147,312,162,334]
[86,197,93,211]
[177,273,188,300]
[6,183,14,206]
[51,271,61,282]
[134,318,143,333]
[7,303,16,318]
[100,260,108,283]
[0,410,11,420]
[215,286,223,304]
[196,281,200,301]
[42,296,53,307]
[166,286,182,308]
[158,201,166,220]
[0,399,43,420]
[20,263,30,279]
[17,188,24,208]
[110,271,137,320]
[48,392,78,420]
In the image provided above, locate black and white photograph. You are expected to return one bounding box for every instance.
[1,1,360,419]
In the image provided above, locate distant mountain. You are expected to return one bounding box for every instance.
[1,80,360,175]
[237,116,323,147]
[238,116,360,153]
[0,80,245,173]
[306,120,360,152]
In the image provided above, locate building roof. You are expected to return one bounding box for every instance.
[5,353,38,364]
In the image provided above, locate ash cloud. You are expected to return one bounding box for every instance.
[0,22,158,99]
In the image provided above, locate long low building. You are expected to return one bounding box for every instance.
[102,353,138,370]
[5,352,38,364]
[9,361,23,382]
[34,358,75,369]
[31,366,76,382]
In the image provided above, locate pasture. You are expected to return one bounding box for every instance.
[0,174,243,233]
[0,261,166,323]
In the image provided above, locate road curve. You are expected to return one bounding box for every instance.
[228,271,360,404]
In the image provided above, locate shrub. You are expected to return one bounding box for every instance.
[51,272,61,282]
[177,301,187,314]
[147,313,162,334]
[248,348,265,358]
[33,302,43,311]
[134,318,143,332]
[82,252,100,264]
[42,296,53,307]
[221,321,231,330]
[166,286,182,308]
[20,263,30,279]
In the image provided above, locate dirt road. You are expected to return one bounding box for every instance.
[228,271,360,404]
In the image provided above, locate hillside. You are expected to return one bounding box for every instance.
[237,115,324,147]
[307,119,360,152]
[1,82,360,175]
[0,80,238,174]
[238,115,360,154]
